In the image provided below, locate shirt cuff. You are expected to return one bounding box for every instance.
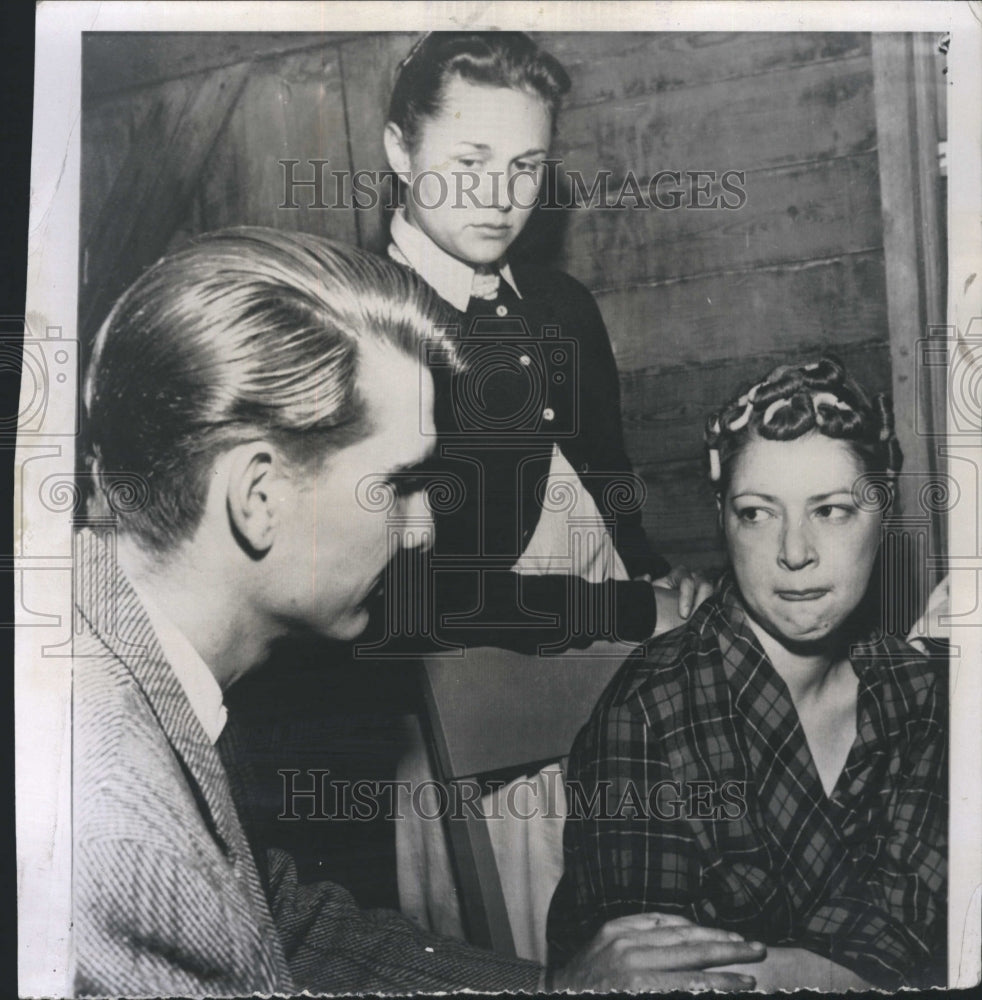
[614,580,657,643]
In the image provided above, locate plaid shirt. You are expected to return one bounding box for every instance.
[547,576,947,989]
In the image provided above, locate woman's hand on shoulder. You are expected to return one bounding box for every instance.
[645,566,714,637]
[907,574,950,650]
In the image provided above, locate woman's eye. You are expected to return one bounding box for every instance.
[814,504,854,521]
[736,506,771,523]
[457,157,481,169]
[514,161,542,174]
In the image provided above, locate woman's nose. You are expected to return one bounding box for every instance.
[778,517,817,571]
[479,169,513,212]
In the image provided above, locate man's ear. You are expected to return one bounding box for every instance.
[383,121,411,176]
[225,444,286,556]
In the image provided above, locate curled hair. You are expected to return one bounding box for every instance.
[704,356,903,496]
[84,227,456,555]
[388,31,571,151]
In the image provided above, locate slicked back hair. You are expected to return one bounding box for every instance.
[84,227,455,554]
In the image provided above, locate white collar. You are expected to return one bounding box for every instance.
[133,584,228,745]
[389,209,521,312]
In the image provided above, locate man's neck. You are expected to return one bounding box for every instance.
[117,534,274,691]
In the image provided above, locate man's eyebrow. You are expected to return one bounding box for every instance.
[453,142,491,152]
[388,448,438,477]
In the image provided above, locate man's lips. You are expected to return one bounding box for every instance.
[775,588,830,602]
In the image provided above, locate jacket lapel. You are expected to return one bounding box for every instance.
[74,528,249,867]
[74,527,293,989]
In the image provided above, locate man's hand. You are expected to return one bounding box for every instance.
[710,946,874,992]
[550,913,764,993]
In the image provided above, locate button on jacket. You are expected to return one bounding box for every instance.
[386,214,669,652]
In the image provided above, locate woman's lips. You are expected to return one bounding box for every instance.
[775,588,830,602]
[469,224,512,238]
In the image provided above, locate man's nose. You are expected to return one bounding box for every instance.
[778,517,817,571]
[398,489,435,552]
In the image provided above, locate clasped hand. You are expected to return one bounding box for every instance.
[550,912,764,993]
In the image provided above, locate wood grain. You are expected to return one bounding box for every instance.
[81,84,177,249]
[634,457,719,552]
[199,47,356,245]
[338,33,418,251]
[595,251,888,373]
[535,31,871,109]
[81,64,249,339]
[555,54,876,180]
[553,153,883,289]
[83,32,354,102]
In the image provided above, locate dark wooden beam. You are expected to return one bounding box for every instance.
[80,62,250,341]
[83,32,354,103]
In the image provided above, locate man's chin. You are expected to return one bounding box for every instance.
[331,609,371,643]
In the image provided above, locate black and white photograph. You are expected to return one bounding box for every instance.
[14,1,982,995]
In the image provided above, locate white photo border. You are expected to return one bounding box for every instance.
[18,1,982,993]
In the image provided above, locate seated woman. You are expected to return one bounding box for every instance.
[546,357,947,990]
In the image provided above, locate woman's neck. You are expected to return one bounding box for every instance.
[743,615,847,705]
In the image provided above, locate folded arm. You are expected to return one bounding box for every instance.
[266,847,542,994]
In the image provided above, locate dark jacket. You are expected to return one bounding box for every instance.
[371,266,669,655]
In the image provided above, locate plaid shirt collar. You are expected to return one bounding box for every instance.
[709,572,925,714]
[663,575,932,904]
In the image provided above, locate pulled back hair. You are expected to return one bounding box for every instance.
[387,31,571,151]
[704,355,903,498]
[84,227,456,555]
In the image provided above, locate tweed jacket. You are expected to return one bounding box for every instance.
[72,528,541,996]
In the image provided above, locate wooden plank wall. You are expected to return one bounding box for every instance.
[81,31,896,570]
[539,32,891,568]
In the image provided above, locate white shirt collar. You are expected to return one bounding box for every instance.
[133,584,228,745]
[388,209,521,312]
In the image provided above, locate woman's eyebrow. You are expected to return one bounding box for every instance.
[730,491,778,502]
[808,490,855,503]
[729,489,855,503]
[452,141,491,152]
